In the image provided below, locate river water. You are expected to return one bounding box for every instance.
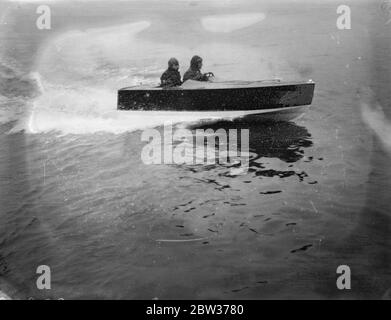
[0,0,390,299]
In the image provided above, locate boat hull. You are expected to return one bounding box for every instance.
[117,81,315,112]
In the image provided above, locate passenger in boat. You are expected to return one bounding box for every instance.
[160,57,182,87]
[183,55,214,82]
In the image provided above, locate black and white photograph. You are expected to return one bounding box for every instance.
[0,0,390,305]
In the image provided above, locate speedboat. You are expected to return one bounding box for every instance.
[117,79,315,122]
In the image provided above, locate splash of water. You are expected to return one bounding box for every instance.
[201,13,266,33]
[360,88,391,152]
[15,19,297,135]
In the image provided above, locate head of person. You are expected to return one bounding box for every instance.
[168,57,179,70]
[190,55,203,71]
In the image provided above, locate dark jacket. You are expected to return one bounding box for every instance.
[160,69,182,87]
[182,69,208,82]
[183,55,209,82]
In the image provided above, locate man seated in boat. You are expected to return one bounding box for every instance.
[160,57,182,88]
[182,55,214,82]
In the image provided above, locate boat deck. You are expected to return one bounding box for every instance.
[117,80,315,112]
[119,80,314,91]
